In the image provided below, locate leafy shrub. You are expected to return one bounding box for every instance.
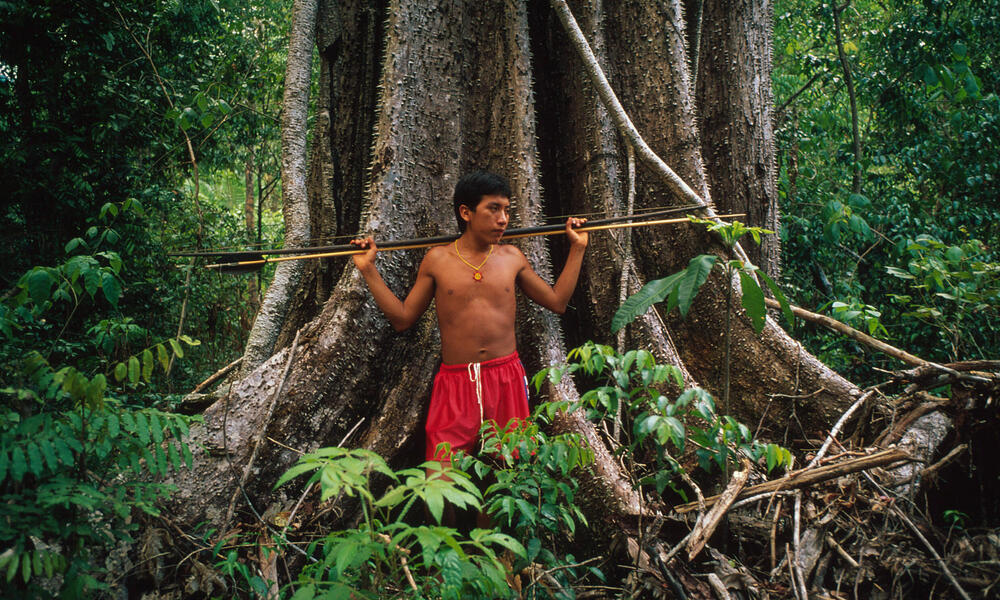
[534,343,792,502]
[0,222,198,597]
[274,449,525,600]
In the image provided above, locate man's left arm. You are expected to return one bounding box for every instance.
[517,218,588,314]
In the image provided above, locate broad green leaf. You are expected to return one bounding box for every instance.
[11,447,26,481]
[611,270,684,333]
[114,362,127,382]
[141,350,154,382]
[274,462,320,488]
[65,237,86,254]
[757,270,794,330]
[82,268,101,298]
[675,254,717,318]
[169,338,184,358]
[135,412,150,445]
[127,356,140,385]
[424,489,445,524]
[101,273,122,306]
[27,270,54,305]
[739,270,766,333]
[26,442,43,476]
[87,374,106,406]
[150,413,164,444]
[156,344,170,372]
[5,553,17,582]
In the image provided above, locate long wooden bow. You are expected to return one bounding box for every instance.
[169,205,743,272]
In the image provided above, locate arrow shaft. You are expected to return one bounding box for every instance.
[204,213,745,270]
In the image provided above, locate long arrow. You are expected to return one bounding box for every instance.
[171,205,703,260]
[199,208,744,272]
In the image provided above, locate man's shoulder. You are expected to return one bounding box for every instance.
[495,243,525,259]
[421,244,452,266]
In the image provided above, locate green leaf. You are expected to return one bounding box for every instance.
[169,338,184,358]
[675,254,717,318]
[87,374,106,406]
[150,413,164,444]
[526,537,541,561]
[274,462,321,489]
[156,344,170,372]
[766,444,779,472]
[101,273,122,306]
[136,412,150,445]
[10,447,26,481]
[756,270,794,330]
[82,268,101,298]
[127,356,140,385]
[5,553,17,582]
[886,266,915,280]
[114,361,127,382]
[65,237,86,254]
[27,270,54,305]
[739,270,766,333]
[26,442,44,476]
[611,270,684,333]
[141,350,154,382]
[167,442,182,470]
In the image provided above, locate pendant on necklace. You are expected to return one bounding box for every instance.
[473,271,483,281]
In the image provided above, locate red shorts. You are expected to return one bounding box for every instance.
[425,352,530,462]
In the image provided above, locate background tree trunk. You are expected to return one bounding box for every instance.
[696,0,781,279]
[168,0,858,533]
[239,0,317,377]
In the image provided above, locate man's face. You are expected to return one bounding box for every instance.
[462,194,510,241]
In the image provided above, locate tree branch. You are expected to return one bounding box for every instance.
[674,448,912,514]
[548,0,757,269]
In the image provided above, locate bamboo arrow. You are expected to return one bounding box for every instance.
[171,205,703,260]
[193,208,745,272]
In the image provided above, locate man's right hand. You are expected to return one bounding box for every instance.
[350,237,378,271]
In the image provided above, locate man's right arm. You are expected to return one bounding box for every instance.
[351,237,435,331]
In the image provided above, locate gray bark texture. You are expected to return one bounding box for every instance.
[239,0,318,377]
[166,0,860,538]
[696,0,781,279]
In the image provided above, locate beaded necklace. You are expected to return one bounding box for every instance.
[454,240,493,281]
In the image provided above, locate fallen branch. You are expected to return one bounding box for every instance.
[768,299,996,388]
[192,356,243,394]
[765,298,925,366]
[673,448,912,514]
[687,462,749,560]
[891,505,972,600]
[873,396,948,447]
[807,389,875,469]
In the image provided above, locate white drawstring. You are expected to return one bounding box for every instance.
[467,362,484,450]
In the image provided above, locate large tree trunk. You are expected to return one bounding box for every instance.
[696,0,781,278]
[166,0,859,539]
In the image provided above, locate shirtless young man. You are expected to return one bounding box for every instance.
[351,171,588,463]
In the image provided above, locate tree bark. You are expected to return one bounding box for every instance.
[239,0,317,377]
[696,0,781,278]
[832,1,863,195]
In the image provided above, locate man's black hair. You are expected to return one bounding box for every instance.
[453,171,511,232]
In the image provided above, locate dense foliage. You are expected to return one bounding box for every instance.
[1,1,286,596]
[774,0,1000,378]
